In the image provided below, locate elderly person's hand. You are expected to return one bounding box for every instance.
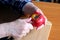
[23,2,47,30]
[0,18,33,40]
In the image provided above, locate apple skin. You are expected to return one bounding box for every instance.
[31,11,45,28]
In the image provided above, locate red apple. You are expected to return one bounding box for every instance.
[31,11,45,28]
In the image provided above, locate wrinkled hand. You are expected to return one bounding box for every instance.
[23,2,47,24]
[0,18,33,40]
[23,2,47,30]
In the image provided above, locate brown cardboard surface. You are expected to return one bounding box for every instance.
[19,21,52,40]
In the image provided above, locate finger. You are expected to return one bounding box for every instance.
[22,28,30,34]
[27,23,33,30]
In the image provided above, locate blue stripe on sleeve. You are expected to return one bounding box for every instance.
[0,0,27,11]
